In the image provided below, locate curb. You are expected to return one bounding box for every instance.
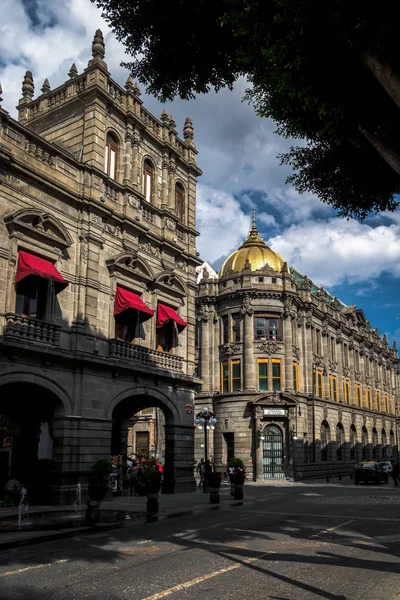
[0,500,248,551]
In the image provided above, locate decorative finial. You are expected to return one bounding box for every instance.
[252,208,256,228]
[161,108,169,123]
[281,261,289,274]
[393,340,397,352]
[0,83,3,104]
[92,29,105,59]
[125,76,134,91]
[244,207,263,243]
[169,114,176,129]
[183,116,194,140]
[22,71,34,100]
[41,79,51,94]
[68,63,78,79]
[132,81,141,97]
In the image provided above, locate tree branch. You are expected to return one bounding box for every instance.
[363,53,400,110]
[359,126,400,176]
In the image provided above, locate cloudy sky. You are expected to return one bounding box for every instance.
[1,0,400,344]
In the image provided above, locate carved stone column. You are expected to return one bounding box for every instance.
[168,158,176,211]
[283,310,293,392]
[131,132,141,190]
[198,305,211,393]
[161,155,169,209]
[123,132,132,185]
[241,294,255,391]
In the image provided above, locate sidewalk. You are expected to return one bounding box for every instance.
[0,484,257,550]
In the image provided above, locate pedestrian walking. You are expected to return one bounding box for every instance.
[391,459,400,486]
[196,458,204,487]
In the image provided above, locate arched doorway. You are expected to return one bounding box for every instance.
[336,423,344,461]
[262,425,284,479]
[0,380,66,504]
[350,425,357,460]
[382,429,387,458]
[372,428,378,459]
[362,427,368,459]
[320,421,330,461]
[390,430,395,458]
[110,387,194,493]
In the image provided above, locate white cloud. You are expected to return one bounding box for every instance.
[196,184,250,262]
[270,219,400,287]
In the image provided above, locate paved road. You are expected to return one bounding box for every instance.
[1,482,400,600]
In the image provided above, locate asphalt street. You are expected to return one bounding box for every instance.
[1,482,400,600]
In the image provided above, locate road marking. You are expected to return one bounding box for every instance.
[309,519,355,539]
[0,559,68,578]
[141,553,268,600]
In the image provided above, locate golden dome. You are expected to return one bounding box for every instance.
[220,210,286,277]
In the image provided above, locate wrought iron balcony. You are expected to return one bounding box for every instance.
[3,313,61,346]
[109,339,184,372]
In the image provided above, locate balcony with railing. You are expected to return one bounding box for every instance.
[109,339,184,372]
[2,313,61,346]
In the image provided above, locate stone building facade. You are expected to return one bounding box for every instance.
[0,31,202,504]
[195,212,399,479]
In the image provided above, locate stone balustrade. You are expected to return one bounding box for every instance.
[110,339,184,372]
[3,313,61,345]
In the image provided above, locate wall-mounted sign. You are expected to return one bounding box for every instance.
[263,408,286,416]
[185,404,193,415]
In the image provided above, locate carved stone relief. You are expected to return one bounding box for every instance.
[256,340,284,355]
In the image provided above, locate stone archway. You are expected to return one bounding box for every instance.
[0,375,68,504]
[109,386,195,494]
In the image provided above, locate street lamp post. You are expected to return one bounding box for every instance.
[195,407,217,492]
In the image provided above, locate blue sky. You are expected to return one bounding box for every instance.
[1,0,400,345]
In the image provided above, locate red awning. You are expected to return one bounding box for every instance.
[114,286,154,322]
[16,250,68,292]
[157,303,187,333]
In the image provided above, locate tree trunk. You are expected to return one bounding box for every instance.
[358,126,400,176]
[363,54,400,110]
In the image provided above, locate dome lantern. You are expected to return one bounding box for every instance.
[219,209,286,277]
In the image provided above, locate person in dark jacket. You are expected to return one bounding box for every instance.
[390,459,400,485]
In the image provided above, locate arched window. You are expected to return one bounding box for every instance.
[336,423,344,461]
[350,425,357,460]
[143,159,154,203]
[390,430,395,458]
[175,183,184,222]
[105,133,118,179]
[382,429,387,458]
[362,426,368,459]
[320,421,330,461]
[372,428,378,459]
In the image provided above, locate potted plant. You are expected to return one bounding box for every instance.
[134,459,163,515]
[208,471,222,504]
[86,458,112,525]
[228,457,246,500]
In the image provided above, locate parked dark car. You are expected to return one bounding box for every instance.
[354,461,388,485]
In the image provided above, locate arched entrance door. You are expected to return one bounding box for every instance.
[0,381,65,504]
[262,425,284,479]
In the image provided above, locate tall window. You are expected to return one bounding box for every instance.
[231,360,241,392]
[105,133,118,179]
[355,385,361,407]
[272,359,281,391]
[143,159,154,203]
[385,394,389,413]
[366,388,372,410]
[258,359,268,391]
[376,391,381,411]
[254,314,281,340]
[329,376,338,402]
[293,362,300,392]
[354,350,360,371]
[315,370,324,398]
[175,183,184,222]
[15,277,48,319]
[222,315,229,344]
[232,314,241,343]
[343,380,350,404]
[221,360,241,393]
[222,362,229,393]
[343,344,349,367]
[330,336,336,360]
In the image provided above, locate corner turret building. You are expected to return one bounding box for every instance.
[0,31,202,503]
[196,211,399,479]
